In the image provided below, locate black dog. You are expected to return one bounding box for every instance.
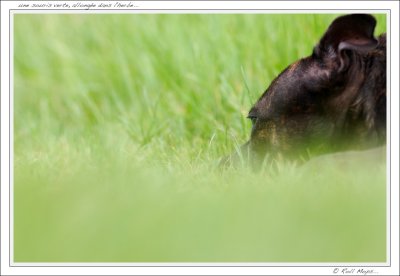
[223,14,386,167]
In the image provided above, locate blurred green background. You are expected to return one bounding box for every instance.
[14,14,387,262]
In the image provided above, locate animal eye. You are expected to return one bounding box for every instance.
[248,115,257,125]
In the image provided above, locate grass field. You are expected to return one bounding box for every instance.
[14,14,387,262]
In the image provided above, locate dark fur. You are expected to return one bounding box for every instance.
[223,14,386,167]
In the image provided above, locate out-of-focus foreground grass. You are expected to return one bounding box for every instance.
[14,14,386,262]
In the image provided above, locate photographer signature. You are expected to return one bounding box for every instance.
[333,268,378,275]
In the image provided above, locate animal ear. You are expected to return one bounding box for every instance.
[315,14,378,69]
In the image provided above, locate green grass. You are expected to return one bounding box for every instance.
[14,14,387,262]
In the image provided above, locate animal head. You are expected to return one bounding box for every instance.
[225,14,386,167]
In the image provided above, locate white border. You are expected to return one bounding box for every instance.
[1,1,399,275]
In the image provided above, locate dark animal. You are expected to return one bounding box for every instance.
[222,14,386,168]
